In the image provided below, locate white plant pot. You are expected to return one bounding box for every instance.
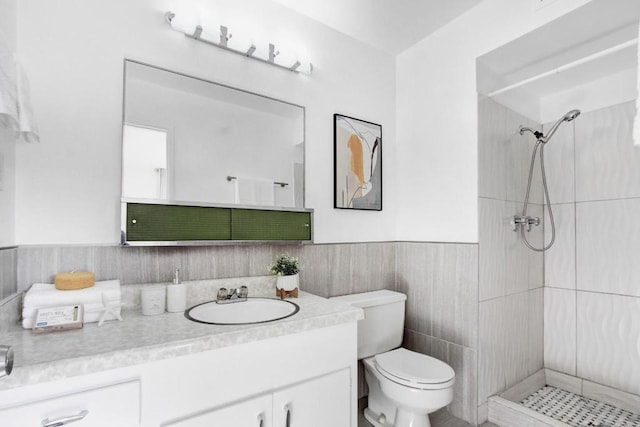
[276,274,299,291]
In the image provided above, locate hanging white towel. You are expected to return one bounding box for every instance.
[0,37,39,143]
[234,177,275,206]
[0,48,18,130]
[15,62,39,143]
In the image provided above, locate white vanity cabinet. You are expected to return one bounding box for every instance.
[147,323,357,426]
[167,369,350,427]
[0,321,358,427]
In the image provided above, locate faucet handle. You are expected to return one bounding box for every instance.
[217,288,228,301]
[239,285,248,299]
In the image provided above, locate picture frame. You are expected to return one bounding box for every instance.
[333,114,382,211]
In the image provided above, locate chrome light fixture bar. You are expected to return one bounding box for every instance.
[165,11,313,75]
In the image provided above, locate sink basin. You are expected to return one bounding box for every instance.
[185,298,300,325]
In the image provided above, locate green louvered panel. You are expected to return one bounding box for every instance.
[126,203,231,241]
[231,209,311,241]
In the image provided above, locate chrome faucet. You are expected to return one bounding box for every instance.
[216,285,248,304]
[0,345,13,378]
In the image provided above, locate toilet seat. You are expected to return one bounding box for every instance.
[374,348,455,390]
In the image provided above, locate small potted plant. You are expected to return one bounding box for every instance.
[269,254,299,292]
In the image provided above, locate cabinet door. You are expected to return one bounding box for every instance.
[272,369,351,427]
[231,209,311,241]
[125,203,231,242]
[165,394,272,427]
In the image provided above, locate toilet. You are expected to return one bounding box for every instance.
[331,290,455,427]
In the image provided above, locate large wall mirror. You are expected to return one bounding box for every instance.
[122,60,305,210]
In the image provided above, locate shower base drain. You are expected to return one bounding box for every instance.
[521,385,640,427]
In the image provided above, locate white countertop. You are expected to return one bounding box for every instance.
[0,277,363,390]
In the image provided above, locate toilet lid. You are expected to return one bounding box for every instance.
[374,348,455,387]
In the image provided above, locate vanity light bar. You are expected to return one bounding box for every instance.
[165,11,313,75]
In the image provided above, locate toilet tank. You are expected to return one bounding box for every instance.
[330,290,407,359]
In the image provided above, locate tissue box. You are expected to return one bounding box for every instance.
[32,305,84,334]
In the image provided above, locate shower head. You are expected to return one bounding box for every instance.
[520,109,581,143]
[543,109,581,142]
[563,109,581,122]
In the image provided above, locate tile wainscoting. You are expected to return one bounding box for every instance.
[0,247,17,300]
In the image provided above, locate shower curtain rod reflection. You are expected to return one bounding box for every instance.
[226,176,288,187]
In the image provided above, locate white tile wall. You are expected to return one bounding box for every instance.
[528,288,544,375]
[479,198,537,301]
[478,98,545,415]
[479,297,505,405]
[544,203,575,289]
[478,96,542,203]
[479,290,542,405]
[527,203,544,289]
[478,96,508,201]
[542,120,575,204]
[577,291,640,396]
[576,198,640,297]
[544,287,576,375]
[575,101,640,202]
[507,112,543,204]
[543,101,640,402]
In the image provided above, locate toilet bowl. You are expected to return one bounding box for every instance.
[329,290,456,427]
[363,348,454,427]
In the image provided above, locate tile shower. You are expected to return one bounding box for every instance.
[478,96,640,423]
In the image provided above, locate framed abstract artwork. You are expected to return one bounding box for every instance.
[334,114,382,211]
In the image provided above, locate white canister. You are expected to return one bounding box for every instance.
[276,274,299,291]
[167,284,187,313]
[141,285,166,315]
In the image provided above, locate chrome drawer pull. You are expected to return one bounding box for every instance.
[42,410,89,427]
[285,404,291,427]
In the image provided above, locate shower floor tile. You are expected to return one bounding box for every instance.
[521,385,640,427]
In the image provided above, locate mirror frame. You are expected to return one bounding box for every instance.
[120,59,312,246]
[120,59,307,207]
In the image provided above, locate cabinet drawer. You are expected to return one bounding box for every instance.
[0,379,140,427]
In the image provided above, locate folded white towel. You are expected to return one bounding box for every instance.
[22,280,122,329]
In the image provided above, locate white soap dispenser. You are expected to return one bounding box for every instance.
[167,268,187,312]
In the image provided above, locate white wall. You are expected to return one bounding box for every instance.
[395,0,593,243]
[14,0,396,245]
[0,0,17,247]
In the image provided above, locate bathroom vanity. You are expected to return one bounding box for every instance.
[0,289,362,426]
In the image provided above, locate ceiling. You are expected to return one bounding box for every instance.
[270,0,485,55]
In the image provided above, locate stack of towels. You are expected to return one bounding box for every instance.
[22,280,122,329]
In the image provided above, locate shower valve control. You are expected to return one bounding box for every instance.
[511,215,540,232]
